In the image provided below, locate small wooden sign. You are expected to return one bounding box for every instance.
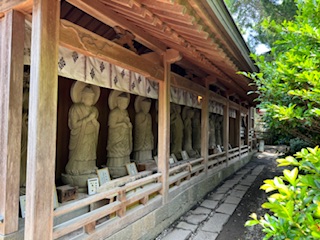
[126,163,138,176]
[153,155,158,164]
[19,195,26,218]
[217,145,222,153]
[87,178,99,195]
[171,153,178,163]
[181,150,189,160]
[97,167,111,185]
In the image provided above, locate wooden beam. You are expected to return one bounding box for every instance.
[158,50,172,204]
[59,19,165,82]
[0,0,33,13]
[171,73,205,96]
[24,0,60,239]
[0,10,24,235]
[66,0,166,54]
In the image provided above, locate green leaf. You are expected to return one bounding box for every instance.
[283,168,298,185]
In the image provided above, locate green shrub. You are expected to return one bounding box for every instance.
[289,138,310,155]
[245,146,320,239]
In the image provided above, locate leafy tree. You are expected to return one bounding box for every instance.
[242,0,320,145]
[224,0,297,51]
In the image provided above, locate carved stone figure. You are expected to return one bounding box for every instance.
[182,106,197,158]
[62,82,100,190]
[209,114,216,149]
[133,96,154,163]
[107,90,132,178]
[170,103,184,160]
[192,109,201,154]
[20,72,30,190]
[216,115,223,146]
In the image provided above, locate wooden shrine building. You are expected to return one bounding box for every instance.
[0,0,257,239]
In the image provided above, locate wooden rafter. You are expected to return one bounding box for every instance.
[67,0,166,54]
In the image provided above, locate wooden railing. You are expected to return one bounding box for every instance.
[208,151,226,169]
[168,157,205,187]
[52,145,251,239]
[53,172,162,239]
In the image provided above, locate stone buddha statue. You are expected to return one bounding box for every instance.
[20,72,30,191]
[209,114,217,149]
[133,96,154,163]
[62,81,100,190]
[192,109,201,154]
[182,106,198,158]
[106,90,132,178]
[170,103,184,160]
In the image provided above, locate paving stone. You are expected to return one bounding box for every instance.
[207,193,224,201]
[220,180,237,189]
[240,180,253,186]
[200,200,219,209]
[224,196,242,205]
[176,221,198,232]
[230,190,246,198]
[244,176,257,182]
[193,230,218,240]
[216,203,237,215]
[185,214,208,225]
[201,213,229,233]
[215,187,229,194]
[251,166,265,176]
[234,185,249,191]
[190,207,212,215]
[162,229,192,240]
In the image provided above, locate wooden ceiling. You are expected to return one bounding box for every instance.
[1,0,258,104]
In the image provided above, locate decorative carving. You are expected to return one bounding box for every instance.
[113,26,138,53]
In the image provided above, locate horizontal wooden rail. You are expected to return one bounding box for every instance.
[53,172,162,239]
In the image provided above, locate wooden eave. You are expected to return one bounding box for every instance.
[1,0,257,104]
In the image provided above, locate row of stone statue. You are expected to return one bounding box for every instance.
[20,80,224,190]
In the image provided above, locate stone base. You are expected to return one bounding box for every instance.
[108,166,128,179]
[61,173,98,193]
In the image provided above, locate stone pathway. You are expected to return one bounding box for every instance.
[156,163,265,240]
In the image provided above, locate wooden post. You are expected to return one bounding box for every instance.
[223,99,229,166]
[158,49,181,204]
[201,80,209,173]
[24,0,60,239]
[0,10,25,235]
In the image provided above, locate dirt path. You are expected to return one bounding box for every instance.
[216,146,286,240]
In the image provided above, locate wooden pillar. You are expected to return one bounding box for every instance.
[158,49,181,204]
[201,80,209,173]
[24,0,60,239]
[223,99,229,166]
[0,10,25,235]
